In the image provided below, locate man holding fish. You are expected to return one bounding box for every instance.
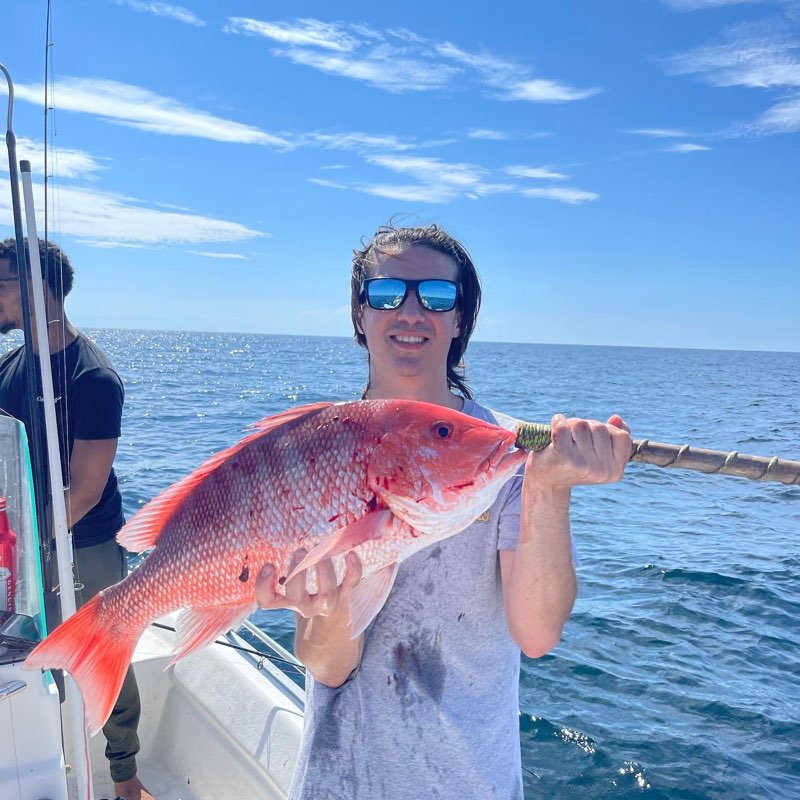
[256,224,631,799]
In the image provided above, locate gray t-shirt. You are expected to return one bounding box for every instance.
[289,400,525,800]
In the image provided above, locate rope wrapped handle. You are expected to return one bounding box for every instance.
[514,422,800,486]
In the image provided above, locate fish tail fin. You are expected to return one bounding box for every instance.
[23,594,140,735]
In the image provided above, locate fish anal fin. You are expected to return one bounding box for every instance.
[348,563,399,639]
[286,509,394,583]
[118,401,334,553]
[170,602,256,666]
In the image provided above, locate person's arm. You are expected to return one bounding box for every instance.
[66,437,118,527]
[501,414,630,658]
[256,550,364,688]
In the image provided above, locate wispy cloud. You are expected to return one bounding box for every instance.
[303,132,420,151]
[468,129,511,140]
[505,165,569,180]
[505,79,600,102]
[436,41,600,102]
[661,0,763,11]
[664,21,800,88]
[11,78,292,147]
[0,180,264,247]
[2,137,107,178]
[519,186,599,204]
[224,18,359,51]
[186,251,248,259]
[117,1,205,26]
[310,153,597,205]
[272,45,457,93]
[627,127,693,137]
[225,17,598,101]
[663,20,800,136]
[308,177,349,190]
[663,142,712,151]
[750,95,800,130]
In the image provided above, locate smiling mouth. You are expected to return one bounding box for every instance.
[391,334,428,345]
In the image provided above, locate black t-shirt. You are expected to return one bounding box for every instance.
[0,334,125,547]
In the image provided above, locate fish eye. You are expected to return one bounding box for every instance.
[432,422,453,439]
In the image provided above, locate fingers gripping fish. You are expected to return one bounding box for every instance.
[24,399,526,734]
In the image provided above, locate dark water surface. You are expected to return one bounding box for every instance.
[16,331,799,799]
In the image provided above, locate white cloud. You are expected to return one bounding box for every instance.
[628,127,692,137]
[365,155,487,188]
[225,18,597,102]
[665,22,800,88]
[274,45,457,93]
[304,132,419,151]
[468,129,511,140]
[750,95,800,131]
[504,79,600,102]
[519,186,599,204]
[663,142,712,151]
[308,153,597,206]
[436,40,600,102]
[2,137,107,178]
[358,183,461,203]
[308,177,349,189]
[224,18,360,51]
[662,0,763,10]
[0,180,264,246]
[10,78,292,147]
[186,251,248,259]
[117,1,205,26]
[505,165,568,180]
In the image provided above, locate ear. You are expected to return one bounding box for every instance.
[452,310,461,339]
[355,313,365,336]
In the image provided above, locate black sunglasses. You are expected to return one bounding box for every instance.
[361,277,460,312]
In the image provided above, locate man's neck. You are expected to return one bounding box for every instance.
[30,311,79,356]
[365,376,464,410]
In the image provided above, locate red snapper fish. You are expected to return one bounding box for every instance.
[24,399,526,733]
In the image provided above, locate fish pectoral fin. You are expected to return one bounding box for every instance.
[286,509,394,583]
[348,562,399,639]
[170,602,256,666]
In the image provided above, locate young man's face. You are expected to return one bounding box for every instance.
[359,246,461,394]
[0,259,24,335]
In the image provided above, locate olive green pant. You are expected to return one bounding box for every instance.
[46,537,142,784]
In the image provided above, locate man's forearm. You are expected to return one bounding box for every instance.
[502,484,577,658]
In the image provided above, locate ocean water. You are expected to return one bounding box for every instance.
[11,330,800,799]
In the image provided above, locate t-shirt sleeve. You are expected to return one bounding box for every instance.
[495,464,580,565]
[70,367,124,440]
[496,473,523,551]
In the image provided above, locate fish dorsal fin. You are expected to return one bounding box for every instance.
[246,401,336,433]
[117,401,335,553]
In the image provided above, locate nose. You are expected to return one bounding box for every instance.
[395,287,426,323]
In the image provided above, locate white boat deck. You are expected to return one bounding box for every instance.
[65,618,305,800]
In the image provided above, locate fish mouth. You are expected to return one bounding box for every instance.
[475,434,526,479]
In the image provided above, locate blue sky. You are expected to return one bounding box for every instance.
[1,0,798,351]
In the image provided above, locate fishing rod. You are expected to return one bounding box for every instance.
[3,62,95,800]
[1,63,53,578]
[514,421,800,485]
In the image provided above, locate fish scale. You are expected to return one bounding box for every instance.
[24,398,526,734]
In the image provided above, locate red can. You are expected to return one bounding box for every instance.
[0,497,17,613]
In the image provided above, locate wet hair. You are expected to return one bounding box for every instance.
[0,237,75,298]
[351,223,482,399]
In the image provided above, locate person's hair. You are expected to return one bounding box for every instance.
[0,237,75,298]
[351,223,482,399]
